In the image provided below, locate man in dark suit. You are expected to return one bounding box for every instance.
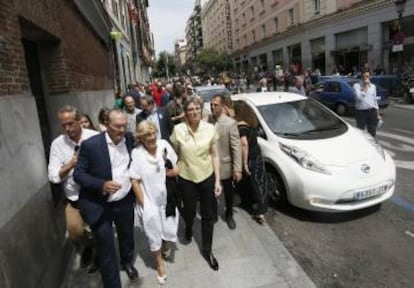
[74,109,138,288]
[136,95,173,140]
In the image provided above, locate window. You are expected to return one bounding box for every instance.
[244,34,247,46]
[274,17,279,33]
[252,30,256,42]
[261,0,265,10]
[262,24,266,38]
[324,82,341,93]
[314,0,320,14]
[242,12,246,23]
[236,38,240,48]
[289,8,294,25]
[236,18,239,29]
[250,6,254,17]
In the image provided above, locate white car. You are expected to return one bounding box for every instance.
[232,92,396,212]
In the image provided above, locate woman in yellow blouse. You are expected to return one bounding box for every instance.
[170,96,222,271]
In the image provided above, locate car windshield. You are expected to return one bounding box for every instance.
[258,98,347,139]
[196,88,230,102]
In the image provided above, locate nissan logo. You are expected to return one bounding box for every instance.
[361,164,371,174]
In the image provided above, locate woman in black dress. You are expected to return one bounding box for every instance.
[233,101,268,224]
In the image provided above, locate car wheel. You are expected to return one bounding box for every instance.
[335,103,347,116]
[265,166,287,207]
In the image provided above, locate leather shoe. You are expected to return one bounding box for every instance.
[202,251,219,271]
[123,265,139,282]
[226,215,236,230]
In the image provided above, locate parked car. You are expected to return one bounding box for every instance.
[232,92,396,212]
[194,85,231,102]
[309,77,389,115]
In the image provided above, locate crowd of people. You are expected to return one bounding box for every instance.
[47,76,269,287]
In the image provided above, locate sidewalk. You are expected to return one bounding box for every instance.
[63,206,316,288]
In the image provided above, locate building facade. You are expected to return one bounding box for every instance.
[102,0,153,91]
[185,0,204,72]
[0,0,114,287]
[175,39,188,71]
[201,0,233,52]
[228,0,414,76]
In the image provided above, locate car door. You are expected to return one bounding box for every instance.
[321,81,341,108]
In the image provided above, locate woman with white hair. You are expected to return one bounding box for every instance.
[129,121,179,285]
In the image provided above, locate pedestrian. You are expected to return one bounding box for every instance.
[74,109,139,288]
[123,95,141,134]
[129,121,179,285]
[97,107,110,132]
[289,76,306,96]
[170,97,222,271]
[79,113,96,131]
[136,95,173,141]
[48,106,99,273]
[233,101,268,225]
[114,89,124,109]
[166,85,186,125]
[125,83,142,108]
[209,94,242,229]
[353,69,381,137]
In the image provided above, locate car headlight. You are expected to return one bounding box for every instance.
[365,133,385,160]
[279,143,332,175]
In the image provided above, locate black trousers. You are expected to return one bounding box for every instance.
[179,174,216,254]
[249,153,268,216]
[220,178,235,217]
[91,193,135,288]
[355,108,378,137]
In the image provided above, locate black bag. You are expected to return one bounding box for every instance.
[164,148,182,217]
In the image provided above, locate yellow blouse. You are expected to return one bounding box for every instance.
[170,121,218,183]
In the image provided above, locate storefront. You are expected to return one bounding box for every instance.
[288,43,302,73]
[311,37,325,74]
[333,27,368,74]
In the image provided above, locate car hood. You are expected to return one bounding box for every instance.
[279,125,381,166]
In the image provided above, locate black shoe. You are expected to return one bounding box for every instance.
[226,215,236,230]
[202,251,219,271]
[185,227,192,242]
[80,246,93,269]
[87,263,98,275]
[123,265,139,282]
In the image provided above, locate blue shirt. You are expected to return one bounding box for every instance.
[353,82,378,110]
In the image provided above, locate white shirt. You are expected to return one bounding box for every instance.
[48,128,99,201]
[353,82,378,110]
[125,107,142,134]
[105,132,132,202]
[146,108,162,140]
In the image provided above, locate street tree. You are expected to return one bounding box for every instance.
[195,48,232,76]
[153,51,176,79]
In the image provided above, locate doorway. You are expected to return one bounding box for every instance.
[22,39,52,159]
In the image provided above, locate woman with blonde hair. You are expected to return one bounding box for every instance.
[129,121,179,285]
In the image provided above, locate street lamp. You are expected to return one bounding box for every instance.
[395,0,407,22]
[394,0,407,73]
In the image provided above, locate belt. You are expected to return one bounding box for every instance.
[65,198,79,209]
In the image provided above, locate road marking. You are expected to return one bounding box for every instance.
[393,160,414,170]
[405,230,414,238]
[377,131,414,146]
[391,195,414,213]
[390,128,414,136]
[379,140,414,152]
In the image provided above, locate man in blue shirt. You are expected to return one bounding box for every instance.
[353,70,380,137]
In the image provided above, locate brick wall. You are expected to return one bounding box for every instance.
[0,0,113,96]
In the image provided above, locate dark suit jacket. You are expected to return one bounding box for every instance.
[73,132,134,226]
[136,107,173,141]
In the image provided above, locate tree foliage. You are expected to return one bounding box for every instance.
[194,48,232,75]
[153,51,176,78]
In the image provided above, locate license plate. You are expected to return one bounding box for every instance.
[354,185,387,201]
[410,88,414,93]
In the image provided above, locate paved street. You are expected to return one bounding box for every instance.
[266,104,414,288]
